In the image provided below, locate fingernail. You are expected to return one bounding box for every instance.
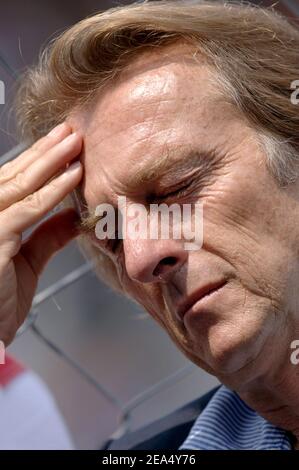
[48,122,67,137]
[63,132,79,144]
[63,161,82,177]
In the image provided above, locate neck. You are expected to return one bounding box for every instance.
[241,368,299,446]
[218,317,299,448]
[237,338,299,447]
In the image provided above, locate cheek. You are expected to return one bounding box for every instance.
[185,283,280,375]
[202,171,274,242]
[199,168,295,303]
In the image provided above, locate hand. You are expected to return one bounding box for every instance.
[0,122,83,345]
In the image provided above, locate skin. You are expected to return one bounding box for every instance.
[0,124,83,343]
[1,42,299,446]
[73,43,299,444]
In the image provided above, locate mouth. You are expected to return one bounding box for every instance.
[177,279,228,322]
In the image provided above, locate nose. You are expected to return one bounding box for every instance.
[123,238,188,283]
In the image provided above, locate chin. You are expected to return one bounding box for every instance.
[187,316,272,378]
[183,284,277,378]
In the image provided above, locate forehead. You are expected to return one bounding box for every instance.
[71,44,231,208]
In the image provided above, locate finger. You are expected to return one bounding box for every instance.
[0,122,72,185]
[20,207,80,277]
[0,132,82,210]
[0,160,83,235]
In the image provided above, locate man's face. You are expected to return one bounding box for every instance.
[72,44,299,386]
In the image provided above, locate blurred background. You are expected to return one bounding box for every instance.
[0,0,298,450]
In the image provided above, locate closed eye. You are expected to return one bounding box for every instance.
[154,180,194,203]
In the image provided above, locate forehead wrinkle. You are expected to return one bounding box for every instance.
[82,96,179,156]
[78,49,205,143]
[77,154,180,234]
[83,113,168,161]
[125,146,217,192]
[78,146,220,234]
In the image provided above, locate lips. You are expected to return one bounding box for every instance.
[177,280,227,321]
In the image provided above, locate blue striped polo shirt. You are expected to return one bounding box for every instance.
[179,385,294,450]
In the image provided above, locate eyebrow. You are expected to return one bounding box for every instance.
[127,147,217,189]
[77,146,220,234]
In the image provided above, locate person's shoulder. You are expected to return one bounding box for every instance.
[101,385,221,450]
